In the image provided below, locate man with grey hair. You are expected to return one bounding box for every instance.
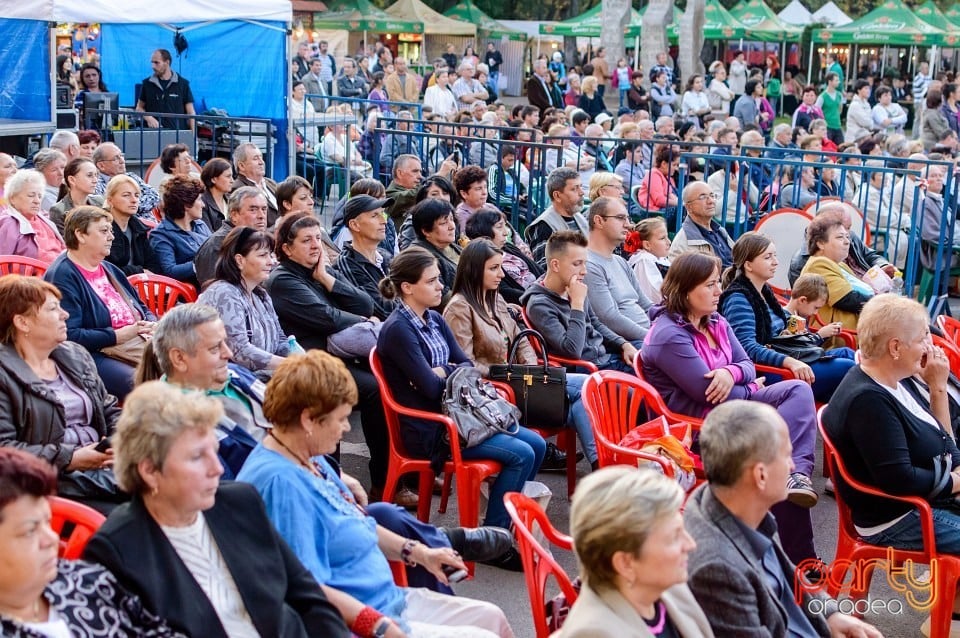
[230,143,278,227]
[526,58,555,112]
[49,130,81,163]
[32,148,67,210]
[384,153,423,228]
[92,142,159,218]
[452,61,488,112]
[146,302,263,477]
[654,115,675,137]
[766,122,797,160]
[685,401,881,638]
[194,187,269,287]
[525,167,589,266]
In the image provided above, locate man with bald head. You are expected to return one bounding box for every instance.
[669,180,734,266]
[92,142,160,218]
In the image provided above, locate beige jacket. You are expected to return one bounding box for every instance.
[384,72,419,103]
[443,293,536,376]
[557,582,715,638]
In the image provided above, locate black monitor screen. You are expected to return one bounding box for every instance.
[83,92,119,130]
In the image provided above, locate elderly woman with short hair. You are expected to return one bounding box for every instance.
[799,212,874,333]
[0,274,123,506]
[150,175,211,288]
[33,148,67,210]
[0,169,65,263]
[45,206,155,400]
[82,381,350,638]
[823,295,960,632]
[0,447,184,636]
[239,350,513,638]
[558,467,713,637]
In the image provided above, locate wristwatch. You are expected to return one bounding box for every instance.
[372,619,390,638]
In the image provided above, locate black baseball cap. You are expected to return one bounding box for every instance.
[342,195,394,224]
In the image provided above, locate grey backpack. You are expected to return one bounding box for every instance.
[442,367,520,448]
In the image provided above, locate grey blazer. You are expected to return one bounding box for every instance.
[684,485,831,637]
[557,582,714,638]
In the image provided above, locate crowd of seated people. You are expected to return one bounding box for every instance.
[8,48,960,637]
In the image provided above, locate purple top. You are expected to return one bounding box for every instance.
[641,306,758,418]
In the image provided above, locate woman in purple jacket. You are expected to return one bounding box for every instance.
[641,251,819,563]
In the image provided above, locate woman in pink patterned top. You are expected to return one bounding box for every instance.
[44,206,155,401]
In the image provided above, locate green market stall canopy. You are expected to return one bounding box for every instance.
[811,0,955,46]
[312,0,423,33]
[444,0,526,40]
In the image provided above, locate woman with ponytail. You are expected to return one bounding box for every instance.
[718,232,854,403]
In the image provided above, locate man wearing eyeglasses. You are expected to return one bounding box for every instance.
[585,196,653,343]
[91,142,160,219]
[669,181,734,267]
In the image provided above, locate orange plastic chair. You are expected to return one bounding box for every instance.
[504,492,579,638]
[936,315,960,348]
[369,348,501,528]
[0,254,48,277]
[127,273,198,317]
[817,407,960,638]
[48,496,105,559]
[582,371,696,475]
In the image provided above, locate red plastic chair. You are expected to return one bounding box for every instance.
[936,315,960,348]
[809,313,858,349]
[48,496,105,559]
[127,273,198,317]
[581,371,694,475]
[519,308,599,373]
[369,348,501,529]
[504,492,579,638]
[932,334,960,378]
[631,354,706,430]
[817,407,960,637]
[0,254,48,277]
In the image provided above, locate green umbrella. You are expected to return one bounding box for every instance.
[666,0,748,41]
[945,3,960,29]
[539,3,644,38]
[729,0,805,42]
[312,0,424,32]
[811,0,950,46]
[916,1,960,47]
[444,0,527,40]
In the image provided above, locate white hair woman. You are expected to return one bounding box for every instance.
[0,169,65,263]
[822,295,960,634]
[82,381,350,637]
[558,467,713,637]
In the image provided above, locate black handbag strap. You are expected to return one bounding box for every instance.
[508,329,550,374]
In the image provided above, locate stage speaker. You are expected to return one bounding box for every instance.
[56,85,70,109]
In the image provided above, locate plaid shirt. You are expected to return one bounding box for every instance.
[396,301,449,368]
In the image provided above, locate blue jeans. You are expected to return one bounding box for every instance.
[865,508,960,554]
[566,373,597,463]
[461,427,546,528]
[810,348,856,403]
[619,87,629,108]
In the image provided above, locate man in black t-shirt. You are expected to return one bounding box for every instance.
[136,48,196,130]
[485,43,503,95]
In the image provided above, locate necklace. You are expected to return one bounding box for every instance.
[0,597,44,624]
[267,431,319,477]
[643,601,667,634]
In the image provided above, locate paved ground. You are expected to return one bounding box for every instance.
[338,423,932,638]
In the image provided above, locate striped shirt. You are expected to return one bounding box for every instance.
[913,71,932,102]
[161,514,259,638]
[397,301,450,368]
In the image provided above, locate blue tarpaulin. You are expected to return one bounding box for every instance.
[0,19,51,122]
[101,20,289,179]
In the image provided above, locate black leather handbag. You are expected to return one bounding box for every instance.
[488,329,569,429]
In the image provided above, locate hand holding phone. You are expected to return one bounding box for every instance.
[94,437,112,453]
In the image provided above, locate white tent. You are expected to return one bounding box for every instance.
[811,1,852,26]
[2,0,290,23]
[778,0,813,26]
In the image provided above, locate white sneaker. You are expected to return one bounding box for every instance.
[824,477,834,494]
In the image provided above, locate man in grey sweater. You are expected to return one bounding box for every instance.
[520,229,638,373]
[585,197,652,343]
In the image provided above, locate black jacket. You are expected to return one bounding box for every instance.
[266,259,374,351]
[335,243,395,320]
[83,483,349,638]
[107,215,162,276]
